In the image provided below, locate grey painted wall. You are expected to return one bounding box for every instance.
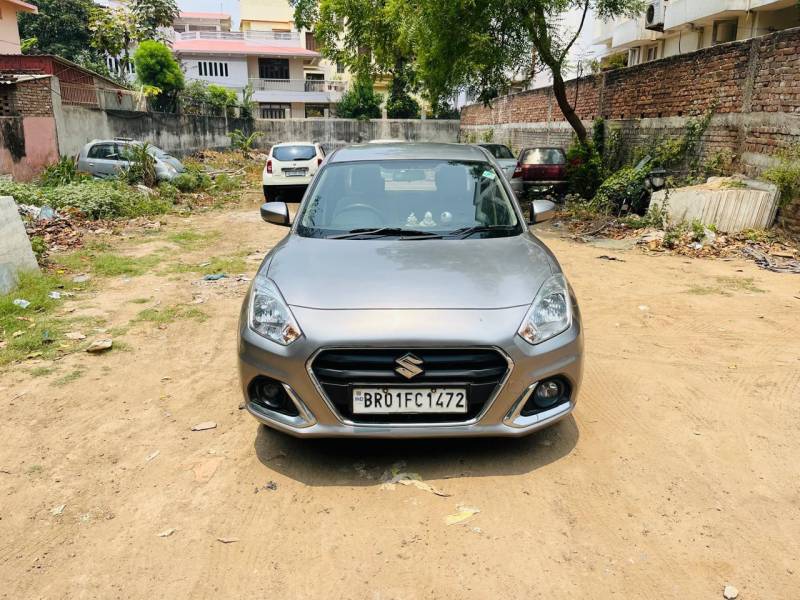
[55,105,249,158]
[53,103,460,159]
[253,118,461,151]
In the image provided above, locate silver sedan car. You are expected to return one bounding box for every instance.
[238,143,583,438]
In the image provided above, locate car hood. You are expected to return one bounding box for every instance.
[266,234,555,310]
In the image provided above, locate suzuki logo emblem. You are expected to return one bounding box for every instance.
[395,353,424,379]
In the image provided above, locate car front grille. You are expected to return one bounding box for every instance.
[309,348,510,424]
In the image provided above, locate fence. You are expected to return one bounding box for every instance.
[59,83,147,111]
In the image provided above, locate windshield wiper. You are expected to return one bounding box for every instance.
[328,227,442,240]
[446,225,518,238]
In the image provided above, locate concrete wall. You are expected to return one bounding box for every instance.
[461,26,800,178]
[253,118,460,150]
[54,105,250,158]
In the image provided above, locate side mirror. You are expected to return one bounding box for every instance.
[260,201,290,227]
[528,199,556,225]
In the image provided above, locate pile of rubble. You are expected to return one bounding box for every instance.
[562,214,800,274]
[18,204,162,261]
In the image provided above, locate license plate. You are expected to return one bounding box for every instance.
[353,387,467,414]
[283,169,307,177]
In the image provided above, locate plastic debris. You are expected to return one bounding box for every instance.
[380,463,450,497]
[723,585,739,599]
[85,338,113,353]
[37,205,57,221]
[50,504,65,516]
[145,450,160,462]
[596,255,625,262]
[64,331,86,341]
[157,528,176,538]
[203,273,226,281]
[48,291,61,300]
[12,299,30,309]
[445,505,481,526]
[217,537,240,544]
[72,274,91,284]
[191,421,217,431]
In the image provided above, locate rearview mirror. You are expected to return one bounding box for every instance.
[528,200,556,225]
[260,202,290,227]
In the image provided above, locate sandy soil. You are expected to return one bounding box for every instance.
[1,202,799,599]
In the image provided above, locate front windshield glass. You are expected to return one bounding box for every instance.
[297,159,521,239]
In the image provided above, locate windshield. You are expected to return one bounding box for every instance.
[520,148,566,165]
[482,144,515,160]
[297,159,522,239]
[273,145,316,161]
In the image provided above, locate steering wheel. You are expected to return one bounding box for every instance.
[332,203,383,228]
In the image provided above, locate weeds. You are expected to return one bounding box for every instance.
[0,271,82,366]
[40,156,88,187]
[53,369,85,386]
[56,248,161,278]
[166,230,221,249]
[135,304,208,325]
[228,129,263,159]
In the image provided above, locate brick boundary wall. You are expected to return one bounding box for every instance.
[460,27,800,233]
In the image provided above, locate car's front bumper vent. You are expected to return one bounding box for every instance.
[310,348,510,424]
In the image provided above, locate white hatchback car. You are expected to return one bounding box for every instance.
[263,142,325,200]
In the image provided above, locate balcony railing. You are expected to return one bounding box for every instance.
[176,30,301,42]
[249,78,348,94]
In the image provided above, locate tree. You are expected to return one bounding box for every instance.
[18,0,109,73]
[336,76,382,119]
[296,0,643,145]
[129,0,179,41]
[133,40,184,111]
[90,0,179,77]
[386,59,420,119]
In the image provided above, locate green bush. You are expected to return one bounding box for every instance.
[763,144,800,207]
[566,141,604,199]
[118,143,158,188]
[172,167,211,193]
[41,156,88,187]
[0,180,170,219]
[336,76,382,120]
[592,166,648,214]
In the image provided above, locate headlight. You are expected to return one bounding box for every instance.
[249,278,302,345]
[518,273,572,345]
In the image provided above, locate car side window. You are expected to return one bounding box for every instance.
[87,143,116,160]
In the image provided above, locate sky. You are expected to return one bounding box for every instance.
[178,0,241,27]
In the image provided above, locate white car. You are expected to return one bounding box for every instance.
[263,142,325,201]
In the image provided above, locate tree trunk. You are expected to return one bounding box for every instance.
[551,71,587,145]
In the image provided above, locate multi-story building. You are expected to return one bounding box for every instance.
[0,0,37,54]
[594,0,800,68]
[172,8,347,118]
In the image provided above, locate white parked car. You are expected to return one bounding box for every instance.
[263,142,325,201]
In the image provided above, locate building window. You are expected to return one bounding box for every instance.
[336,61,345,74]
[646,46,657,62]
[305,32,318,52]
[260,103,291,119]
[198,61,230,78]
[305,104,328,118]
[258,58,290,80]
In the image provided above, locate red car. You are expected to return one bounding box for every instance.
[511,147,568,197]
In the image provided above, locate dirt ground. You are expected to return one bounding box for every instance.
[2,197,799,599]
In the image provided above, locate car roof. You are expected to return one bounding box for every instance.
[329,142,489,163]
[272,141,317,147]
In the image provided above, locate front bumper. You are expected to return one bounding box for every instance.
[238,304,583,438]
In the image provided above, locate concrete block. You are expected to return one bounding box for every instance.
[0,195,39,294]
[650,179,781,233]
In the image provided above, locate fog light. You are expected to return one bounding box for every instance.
[520,377,570,416]
[248,376,299,417]
[533,380,562,409]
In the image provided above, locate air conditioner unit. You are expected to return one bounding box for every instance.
[644,0,666,32]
